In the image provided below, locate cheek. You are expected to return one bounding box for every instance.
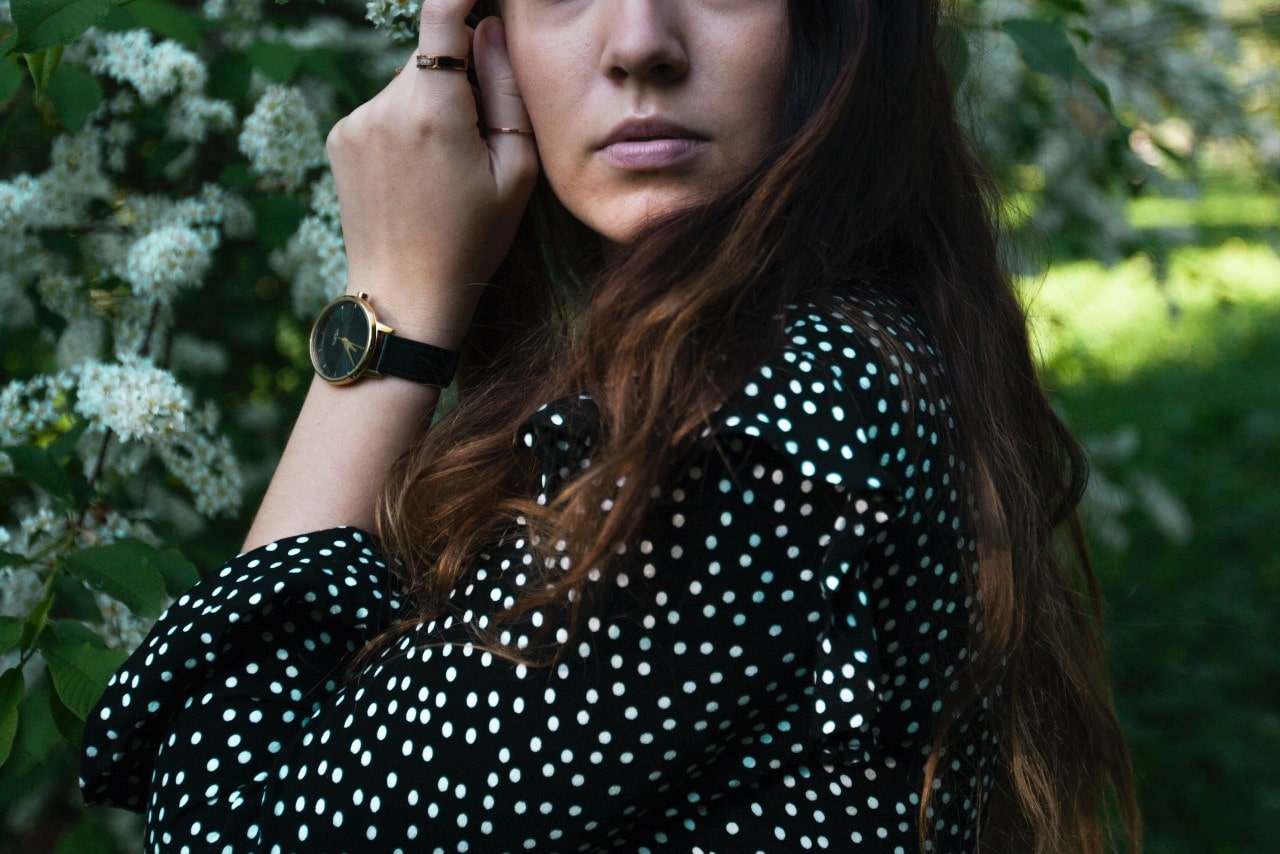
[507,52,592,206]
[505,24,573,128]
[732,25,790,135]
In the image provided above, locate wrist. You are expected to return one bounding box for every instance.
[344,269,487,351]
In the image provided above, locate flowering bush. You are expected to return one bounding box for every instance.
[0,0,1272,846]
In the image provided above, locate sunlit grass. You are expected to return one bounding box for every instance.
[1021,239,1280,384]
[1130,190,1279,230]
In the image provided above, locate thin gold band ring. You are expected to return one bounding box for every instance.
[488,127,535,135]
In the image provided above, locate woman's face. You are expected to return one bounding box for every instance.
[501,0,791,244]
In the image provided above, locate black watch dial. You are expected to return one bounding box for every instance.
[311,297,374,382]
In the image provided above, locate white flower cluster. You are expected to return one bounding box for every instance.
[2,143,247,342]
[2,357,244,519]
[123,225,215,299]
[167,93,237,143]
[75,357,192,443]
[239,84,325,191]
[88,29,206,104]
[69,356,243,516]
[364,0,422,42]
[25,184,252,333]
[125,183,255,242]
[201,0,266,50]
[271,172,347,316]
[158,426,244,517]
[0,172,39,232]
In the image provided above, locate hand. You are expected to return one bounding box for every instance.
[325,1,538,348]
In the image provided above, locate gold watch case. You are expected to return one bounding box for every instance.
[309,292,394,384]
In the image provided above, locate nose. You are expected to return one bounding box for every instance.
[600,0,690,85]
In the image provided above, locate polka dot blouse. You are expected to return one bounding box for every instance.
[82,294,995,852]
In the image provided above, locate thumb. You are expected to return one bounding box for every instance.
[473,16,538,191]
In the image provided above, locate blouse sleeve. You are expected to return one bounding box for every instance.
[80,529,404,813]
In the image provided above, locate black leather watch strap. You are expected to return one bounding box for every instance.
[374,333,459,387]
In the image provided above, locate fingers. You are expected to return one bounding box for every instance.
[418,0,476,57]
[473,16,539,189]
[390,0,481,129]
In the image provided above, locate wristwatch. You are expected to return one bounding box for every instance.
[309,292,459,387]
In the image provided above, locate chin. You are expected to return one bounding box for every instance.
[579,189,707,245]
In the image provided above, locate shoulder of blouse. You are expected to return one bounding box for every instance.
[702,292,952,505]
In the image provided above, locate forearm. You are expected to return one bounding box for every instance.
[241,372,439,551]
[244,6,535,552]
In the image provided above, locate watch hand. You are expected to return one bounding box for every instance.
[338,336,359,368]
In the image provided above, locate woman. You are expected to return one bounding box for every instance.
[82,1,1139,851]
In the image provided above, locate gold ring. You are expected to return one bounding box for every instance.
[416,54,470,72]
[488,127,535,135]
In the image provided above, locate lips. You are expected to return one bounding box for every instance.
[598,117,705,149]
[597,116,708,170]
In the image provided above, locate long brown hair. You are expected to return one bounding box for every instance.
[377,1,1140,850]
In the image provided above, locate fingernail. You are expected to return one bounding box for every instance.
[487,19,507,51]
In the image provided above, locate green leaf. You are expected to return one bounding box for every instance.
[114,0,201,48]
[51,573,105,622]
[1077,60,1118,115]
[217,161,255,191]
[1045,0,1087,14]
[299,49,358,102]
[0,54,24,103]
[10,0,114,54]
[2,445,73,505]
[144,137,190,180]
[46,668,86,748]
[1000,17,1120,122]
[4,677,61,775]
[248,40,301,84]
[40,642,127,720]
[155,548,199,597]
[45,61,102,130]
[48,618,108,649]
[18,592,55,652]
[1000,18,1080,80]
[207,52,252,103]
[0,550,31,566]
[249,194,307,250]
[0,668,23,767]
[0,618,23,656]
[21,43,62,101]
[63,540,171,618]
